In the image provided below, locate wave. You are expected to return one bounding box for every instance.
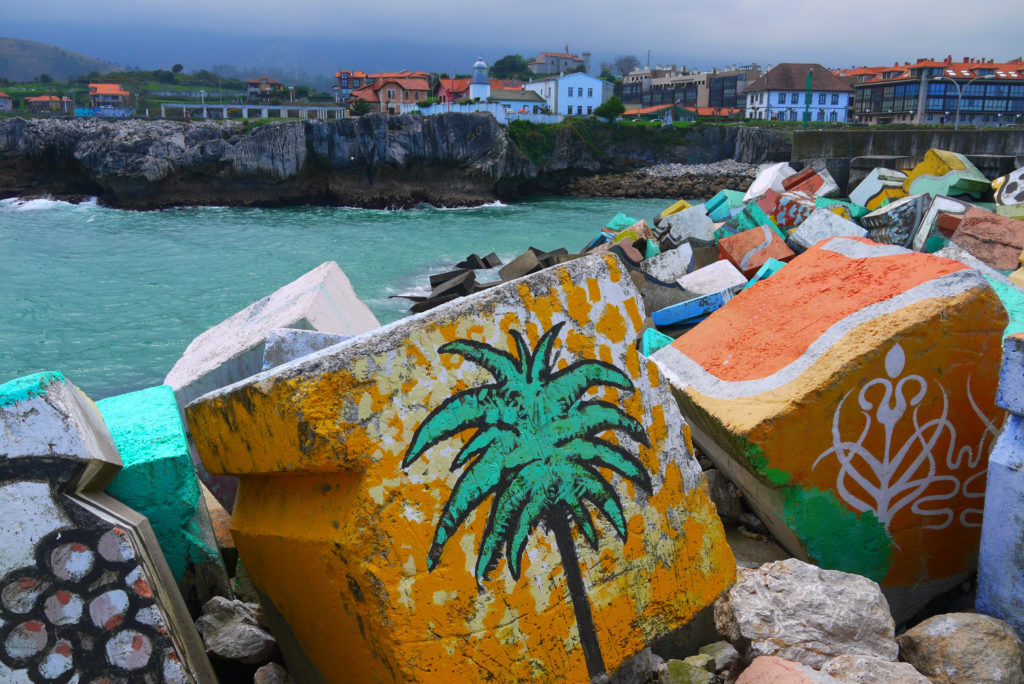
[0,197,102,212]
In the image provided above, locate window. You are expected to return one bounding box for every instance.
[829,111,837,121]
[387,89,396,99]
[817,110,824,121]
[577,105,583,115]
[778,93,785,103]
[831,93,839,105]
[587,106,593,114]
[791,92,799,104]
[588,88,593,97]
[818,93,826,104]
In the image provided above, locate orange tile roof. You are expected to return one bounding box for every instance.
[439,78,471,93]
[539,52,583,62]
[26,95,62,102]
[684,107,742,116]
[490,79,523,90]
[335,70,368,79]
[368,71,431,80]
[623,104,674,116]
[846,58,1024,83]
[89,83,128,96]
[0,91,10,99]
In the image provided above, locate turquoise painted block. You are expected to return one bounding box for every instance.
[815,197,870,220]
[98,385,222,582]
[706,190,746,222]
[652,290,730,327]
[743,258,788,290]
[0,370,64,406]
[641,328,675,356]
[584,232,612,252]
[644,240,662,259]
[724,203,784,242]
[985,277,1024,340]
[606,212,638,231]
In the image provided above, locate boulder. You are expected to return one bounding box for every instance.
[951,206,1024,271]
[261,328,352,371]
[661,206,717,249]
[255,662,294,684]
[184,253,736,682]
[641,328,675,356]
[195,597,276,664]
[97,385,231,613]
[698,641,740,673]
[715,559,898,669]
[718,225,796,279]
[993,166,1024,206]
[675,260,747,296]
[0,372,216,682]
[704,469,743,521]
[664,659,716,684]
[903,149,991,198]
[737,656,839,683]
[861,194,928,247]
[897,613,1024,684]
[743,162,797,202]
[820,655,929,683]
[455,253,487,269]
[770,191,818,229]
[909,195,973,253]
[997,333,1024,415]
[849,168,907,211]
[653,237,1007,621]
[787,208,867,252]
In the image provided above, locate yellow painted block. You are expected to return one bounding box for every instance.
[187,254,735,683]
[656,199,693,223]
[1010,267,1024,289]
[864,188,907,211]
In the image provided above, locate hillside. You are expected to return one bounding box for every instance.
[0,37,122,81]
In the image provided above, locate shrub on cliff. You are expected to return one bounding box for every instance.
[593,96,625,120]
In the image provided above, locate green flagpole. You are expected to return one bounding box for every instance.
[804,68,813,128]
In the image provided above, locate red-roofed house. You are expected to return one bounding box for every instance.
[436,77,471,103]
[89,83,129,108]
[349,78,431,115]
[528,49,591,76]
[25,95,72,113]
[847,56,1024,126]
[246,76,284,102]
[743,63,854,122]
[0,91,12,112]
[333,70,368,102]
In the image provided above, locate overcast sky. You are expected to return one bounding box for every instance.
[6,0,1023,75]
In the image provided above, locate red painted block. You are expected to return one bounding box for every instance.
[937,212,965,237]
[782,167,816,191]
[755,188,781,216]
[952,206,1024,270]
[770,191,817,229]
[718,224,796,278]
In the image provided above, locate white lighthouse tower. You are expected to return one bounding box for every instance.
[469,57,491,101]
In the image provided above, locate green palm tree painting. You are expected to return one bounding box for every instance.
[401,322,652,678]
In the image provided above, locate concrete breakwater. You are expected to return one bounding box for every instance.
[0,115,791,209]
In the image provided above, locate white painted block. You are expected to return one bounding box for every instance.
[788,209,868,252]
[641,243,694,283]
[262,328,352,371]
[743,162,797,202]
[662,206,716,247]
[997,334,1024,416]
[676,260,747,296]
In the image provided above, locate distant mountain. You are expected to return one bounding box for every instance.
[0,37,122,81]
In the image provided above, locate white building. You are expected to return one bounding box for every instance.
[744,63,854,123]
[524,72,612,116]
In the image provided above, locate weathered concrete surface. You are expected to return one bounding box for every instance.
[910,195,973,253]
[787,209,867,252]
[0,371,215,683]
[897,613,1024,684]
[934,243,1024,340]
[792,129,1024,162]
[715,559,898,669]
[951,206,1024,271]
[770,192,818,230]
[185,253,736,683]
[782,166,840,199]
[743,162,796,203]
[641,244,694,283]
[97,385,231,613]
[997,333,1024,414]
[661,206,717,249]
[848,168,907,211]
[861,194,927,247]
[261,328,352,371]
[653,238,1007,622]
[675,260,747,296]
[902,149,991,198]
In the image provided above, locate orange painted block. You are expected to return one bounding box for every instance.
[652,237,1007,622]
[186,253,735,683]
[755,188,781,216]
[717,225,796,279]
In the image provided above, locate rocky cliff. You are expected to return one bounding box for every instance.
[0,114,791,208]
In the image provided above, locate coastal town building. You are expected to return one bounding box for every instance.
[622,103,741,123]
[528,49,591,76]
[0,91,11,112]
[744,63,853,122]
[246,76,285,101]
[623,64,762,110]
[348,77,431,115]
[25,94,72,113]
[88,83,129,108]
[524,72,612,116]
[332,70,368,102]
[839,56,1024,126]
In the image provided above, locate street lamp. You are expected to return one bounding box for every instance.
[933,74,994,132]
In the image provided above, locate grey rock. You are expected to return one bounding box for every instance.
[699,640,740,672]
[704,470,743,521]
[821,654,929,683]
[897,612,1024,684]
[196,596,277,665]
[599,647,664,684]
[684,653,715,672]
[714,558,898,669]
[254,662,293,684]
[664,659,716,684]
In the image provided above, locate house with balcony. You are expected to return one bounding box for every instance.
[744,63,853,122]
[528,50,591,76]
[89,83,129,108]
[843,56,1024,126]
[524,72,612,116]
[246,76,285,102]
[333,70,368,102]
[25,95,73,113]
[348,77,431,115]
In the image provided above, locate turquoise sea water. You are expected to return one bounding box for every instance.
[0,196,675,399]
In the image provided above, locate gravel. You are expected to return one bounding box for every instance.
[641,160,760,179]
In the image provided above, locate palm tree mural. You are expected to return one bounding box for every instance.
[401,322,651,678]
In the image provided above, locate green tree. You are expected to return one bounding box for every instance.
[38,73,53,83]
[349,98,372,116]
[172,64,184,74]
[489,54,531,80]
[402,322,650,678]
[594,96,626,119]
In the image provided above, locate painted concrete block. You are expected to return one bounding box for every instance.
[652,290,731,327]
[718,225,795,279]
[676,260,748,297]
[996,205,1024,221]
[816,198,870,221]
[935,243,1024,341]
[787,209,868,253]
[661,206,717,249]
[996,334,1024,415]
[165,261,380,409]
[849,168,908,211]
[592,221,656,254]
[909,195,974,253]
[262,328,352,371]
[861,194,928,247]
[97,385,231,612]
[705,190,746,223]
[951,207,1024,271]
[652,237,1007,622]
[654,199,692,226]
[976,413,1024,639]
[0,372,216,682]
[641,243,694,283]
[743,162,796,203]
[641,328,675,357]
[606,212,638,231]
[184,254,736,683]
[754,188,781,216]
[782,166,840,199]
[992,167,1024,207]
[721,202,782,241]
[743,258,788,290]
[1012,268,1024,288]
[770,191,818,230]
[904,149,990,198]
